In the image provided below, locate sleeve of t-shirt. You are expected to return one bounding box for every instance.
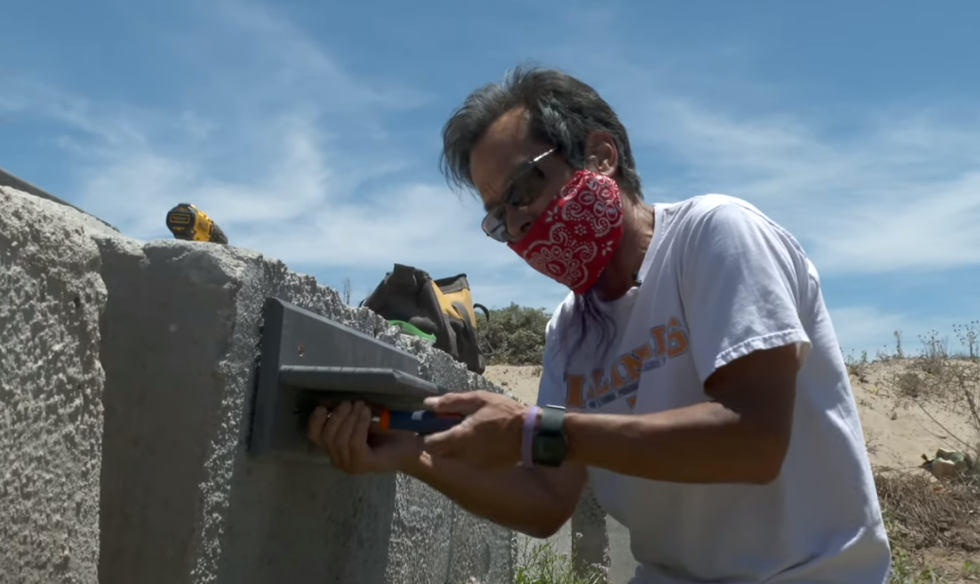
[679,200,813,386]
[535,314,567,408]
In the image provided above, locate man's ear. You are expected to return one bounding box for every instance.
[585,130,618,178]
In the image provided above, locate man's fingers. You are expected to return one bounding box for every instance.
[350,403,373,461]
[307,405,329,446]
[421,427,465,458]
[321,401,350,465]
[424,391,486,415]
[333,401,364,469]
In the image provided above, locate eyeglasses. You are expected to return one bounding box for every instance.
[481,147,557,242]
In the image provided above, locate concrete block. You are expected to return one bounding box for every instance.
[571,486,610,578]
[1,182,620,584]
[605,515,638,584]
[0,169,119,236]
[87,235,515,584]
[0,187,107,584]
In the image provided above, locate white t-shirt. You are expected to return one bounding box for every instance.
[537,195,891,584]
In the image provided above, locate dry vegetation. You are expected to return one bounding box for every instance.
[483,318,980,583]
[856,327,980,582]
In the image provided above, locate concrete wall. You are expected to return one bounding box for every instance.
[83,203,517,584]
[0,184,621,584]
[0,166,118,233]
[1,187,107,583]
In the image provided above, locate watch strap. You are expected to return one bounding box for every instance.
[532,405,567,467]
[538,405,565,435]
[521,405,541,466]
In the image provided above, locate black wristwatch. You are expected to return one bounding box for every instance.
[531,405,568,467]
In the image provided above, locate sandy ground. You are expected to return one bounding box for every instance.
[484,358,976,475]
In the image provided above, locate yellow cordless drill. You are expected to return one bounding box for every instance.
[165,203,229,244]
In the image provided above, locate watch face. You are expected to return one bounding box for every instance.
[532,405,568,466]
[532,434,567,466]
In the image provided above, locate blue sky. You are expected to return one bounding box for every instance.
[3,0,979,358]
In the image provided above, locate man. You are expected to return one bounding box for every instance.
[308,66,892,583]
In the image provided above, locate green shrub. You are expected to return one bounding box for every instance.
[481,303,552,365]
[513,541,604,584]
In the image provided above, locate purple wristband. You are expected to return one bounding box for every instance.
[522,406,541,466]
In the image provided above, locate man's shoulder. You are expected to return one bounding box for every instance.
[660,194,799,249]
[545,291,577,335]
[662,193,771,229]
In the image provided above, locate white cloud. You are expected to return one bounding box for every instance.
[606,88,980,277]
[466,272,569,314]
[525,34,980,279]
[2,0,514,277]
[826,303,980,358]
[8,0,980,336]
[814,172,980,274]
[826,305,912,357]
[162,0,431,114]
[229,182,514,270]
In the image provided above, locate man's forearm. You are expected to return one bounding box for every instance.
[564,401,789,484]
[401,452,581,538]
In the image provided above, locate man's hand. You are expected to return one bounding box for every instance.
[421,391,528,469]
[307,401,423,474]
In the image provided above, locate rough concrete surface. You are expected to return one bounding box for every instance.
[1,184,618,584]
[82,217,519,583]
[0,167,118,233]
[606,516,638,584]
[0,186,107,584]
[570,487,610,575]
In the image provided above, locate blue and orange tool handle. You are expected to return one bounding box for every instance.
[375,408,464,436]
[297,400,464,436]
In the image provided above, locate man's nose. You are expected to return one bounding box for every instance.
[505,205,536,240]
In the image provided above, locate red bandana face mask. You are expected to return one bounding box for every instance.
[507,170,625,295]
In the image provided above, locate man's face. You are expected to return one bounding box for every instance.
[470,108,573,242]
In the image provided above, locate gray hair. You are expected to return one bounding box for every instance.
[441,65,641,358]
[439,64,643,201]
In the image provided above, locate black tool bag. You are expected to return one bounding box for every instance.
[361,264,490,375]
